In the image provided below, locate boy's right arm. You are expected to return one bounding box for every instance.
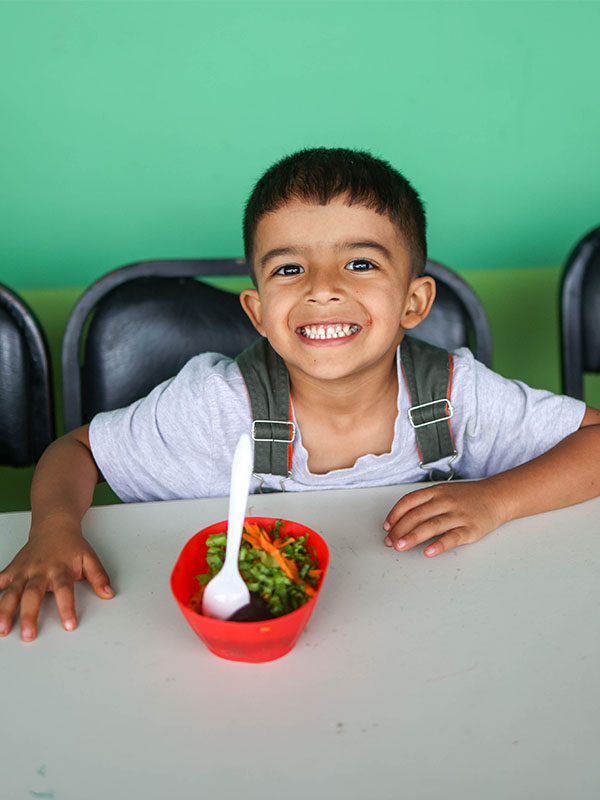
[0,425,114,642]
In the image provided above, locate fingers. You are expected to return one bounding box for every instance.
[385,518,471,557]
[387,511,461,553]
[11,572,76,641]
[52,573,77,633]
[82,554,114,600]
[0,578,24,637]
[384,488,432,532]
[385,491,454,549]
[421,530,468,558]
[0,549,114,641]
[0,567,13,592]
[19,575,49,641]
[383,486,485,557]
[0,570,73,641]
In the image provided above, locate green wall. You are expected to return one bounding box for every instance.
[2,1,600,511]
[2,0,600,289]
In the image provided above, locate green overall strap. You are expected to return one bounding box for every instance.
[400,336,458,481]
[235,337,294,478]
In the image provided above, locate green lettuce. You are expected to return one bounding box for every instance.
[196,523,319,617]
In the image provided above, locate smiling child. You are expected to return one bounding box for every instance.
[1,147,599,641]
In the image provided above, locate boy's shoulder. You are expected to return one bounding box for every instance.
[88,350,253,502]
[172,350,247,395]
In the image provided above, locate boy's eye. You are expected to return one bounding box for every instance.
[274,264,304,276]
[345,258,376,271]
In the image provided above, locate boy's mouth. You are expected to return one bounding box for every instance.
[297,323,361,340]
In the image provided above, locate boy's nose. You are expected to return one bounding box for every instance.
[306,270,343,304]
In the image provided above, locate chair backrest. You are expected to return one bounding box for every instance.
[419,259,492,367]
[62,257,492,431]
[560,225,600,400]
[0,283,55,465]
[62,260,258,431]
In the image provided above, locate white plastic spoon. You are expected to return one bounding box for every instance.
[202,433,253,619]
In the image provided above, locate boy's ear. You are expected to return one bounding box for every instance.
[239,288,266,336]
[401,276,436,330]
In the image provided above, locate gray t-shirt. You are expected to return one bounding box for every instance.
[89,346,586,503]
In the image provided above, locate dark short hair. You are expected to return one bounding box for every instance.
[243,147,427,283]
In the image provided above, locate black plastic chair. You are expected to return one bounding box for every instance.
[62,260,258,431]
[62,258,492,431]
[0,283,55,465]
[560,225,600,400]
[419,259,492,368]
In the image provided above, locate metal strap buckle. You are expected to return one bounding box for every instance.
[251,419,296,444]
[408,398,454,429]
[419,451,458,481]
[253,472,293,493]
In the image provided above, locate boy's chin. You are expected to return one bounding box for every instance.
[289,357,381,384]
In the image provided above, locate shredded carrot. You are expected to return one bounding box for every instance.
[188,588,205,611]
[188,522,319,615]
[243,530,295,581]
[242,522,318,596]
[243,521,263,540]
[274,538,294,549]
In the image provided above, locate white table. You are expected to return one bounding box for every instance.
[1,485,599,800]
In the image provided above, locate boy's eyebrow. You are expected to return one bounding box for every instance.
[259,240,393,269]
[260,247,304,269]
[338,241,393,260]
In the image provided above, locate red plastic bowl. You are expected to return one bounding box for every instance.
[171,517,329,662]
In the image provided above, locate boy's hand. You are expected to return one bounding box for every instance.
[383,481,506,557]
[384,411,600,557]
[0,518,113,642]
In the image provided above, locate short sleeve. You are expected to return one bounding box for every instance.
[89,352,251,502]
[450,349,587,478]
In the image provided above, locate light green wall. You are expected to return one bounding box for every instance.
[2,1,600,511]
[2,0,600,289]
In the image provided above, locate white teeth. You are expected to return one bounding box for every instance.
[300,324,360,340]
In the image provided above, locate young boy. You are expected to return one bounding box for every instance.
[1,147,599,642]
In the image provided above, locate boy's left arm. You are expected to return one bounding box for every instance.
[383,406,600,557]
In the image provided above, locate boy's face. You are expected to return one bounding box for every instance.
[240,197,434,385]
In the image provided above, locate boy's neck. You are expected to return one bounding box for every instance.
[288,353,400,473]
[289,355,399,415]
